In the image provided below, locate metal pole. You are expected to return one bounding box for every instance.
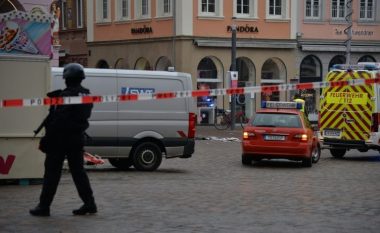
[231,22,237,130]
[345,0,353,65]
[172,0,176,69]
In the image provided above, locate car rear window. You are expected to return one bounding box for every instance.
[252,113,301,128]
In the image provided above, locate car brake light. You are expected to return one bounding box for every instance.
[243,131,255,139]
[294,134,308,141]
[188,113,196,138]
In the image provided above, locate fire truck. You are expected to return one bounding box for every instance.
[319,62,380,158]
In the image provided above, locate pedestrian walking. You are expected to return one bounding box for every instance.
[30,63,97,217]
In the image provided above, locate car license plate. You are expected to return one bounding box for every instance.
[323,129,342,138]
[264,135,285,141]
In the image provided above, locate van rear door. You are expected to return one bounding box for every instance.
[320,70,374,142]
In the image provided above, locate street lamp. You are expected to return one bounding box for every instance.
[230,18,237,130]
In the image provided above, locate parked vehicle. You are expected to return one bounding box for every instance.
[51,68,196,171]
[242,101,320,167]
[319,63,380,158]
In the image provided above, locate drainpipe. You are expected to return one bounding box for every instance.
[172,0,176,70]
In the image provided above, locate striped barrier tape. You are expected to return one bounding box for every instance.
[1,77,380,109]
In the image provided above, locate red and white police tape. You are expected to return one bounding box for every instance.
[1,77,380,109]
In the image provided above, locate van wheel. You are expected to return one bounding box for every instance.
[133,142,162,171]
[330,149,346,158]
[108,158,133,170]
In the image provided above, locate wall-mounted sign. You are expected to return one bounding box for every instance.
[227,25,259,33]
[131,25,153,34]
[0,10,52,55]
[334,28,374,36]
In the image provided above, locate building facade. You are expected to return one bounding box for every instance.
[58,0,88,66]
[296,0,380,121]
[86,0,380,123]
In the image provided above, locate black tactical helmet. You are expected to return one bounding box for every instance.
[63,63,85,82]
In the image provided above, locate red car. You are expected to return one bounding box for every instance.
[241,101,320,167]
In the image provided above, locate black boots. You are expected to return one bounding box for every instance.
[72,203,97,215]
[29,206,50,217]
[30,203,97,216]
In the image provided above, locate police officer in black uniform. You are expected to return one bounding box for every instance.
[30,63,97,217]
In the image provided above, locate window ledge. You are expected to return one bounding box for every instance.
[265,18,290,23]
[357,20,376,25]
[233,16,259,21]
[133,18,152,23]
[114,19,131,24]
[303,19,324,24]
[95,20,112,25]
[154,16,173,21]
[197,15,225,20]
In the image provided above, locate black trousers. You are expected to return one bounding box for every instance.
[39,149,95,208]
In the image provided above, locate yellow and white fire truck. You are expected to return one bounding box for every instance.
[319,62,380,158]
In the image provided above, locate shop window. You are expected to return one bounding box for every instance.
[197,58,218,108]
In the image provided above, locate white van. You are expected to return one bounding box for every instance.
[51,68,196,171]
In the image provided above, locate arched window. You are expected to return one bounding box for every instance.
[236,57,256,116]
[300,55,322,83]
[196,56,224,124]
[358,55,376,63]
[135,57,151,70]
[0,0,25,13]
[96,59,110,69]
[155,56,172,71]
[197,57,217,79]
[115,58,129,69]
[299,55,322,120]
[328,55,346,71]
[261,58,286,102]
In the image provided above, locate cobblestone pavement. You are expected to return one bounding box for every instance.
[1,126,380,233]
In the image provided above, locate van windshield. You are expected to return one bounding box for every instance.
[252,113,301,128]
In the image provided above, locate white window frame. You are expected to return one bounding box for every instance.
[359,0,375,21]
[76,0,83,28]
[115,0,131,21]
[305,0,321,19]
[266,0,289,20]
[156,0,173,18]
[135,0,151,19]
[331,0,347,20]
[96,0,111,23]
[198,0,224,18]
[233,0,258,19]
